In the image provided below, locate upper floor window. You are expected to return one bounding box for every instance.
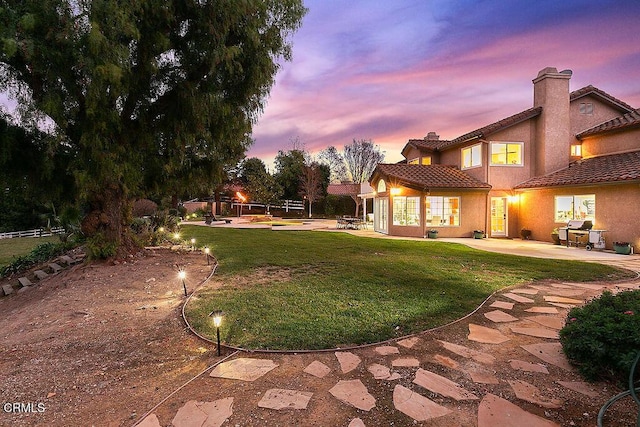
[570,144,582,157]
[490,142,523,166]
[408,157,432,165]
[377,179,386,193]
[579,102,593,115]
[462,144,482,169]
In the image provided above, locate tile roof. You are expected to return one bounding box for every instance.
[570,85,636,113]
[576,108,640,139]
[514,150,640,189]
[327,183,360,196]
[372,164,491,190]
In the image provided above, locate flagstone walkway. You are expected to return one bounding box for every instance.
[133,232,640,426]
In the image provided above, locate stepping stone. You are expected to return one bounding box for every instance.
[171,398,233,427]
[257,388,313,410]
[509,359,549,374]
[548,302,576,309]
[303,361,331,378]
[397,337,420,348]
[329,379,375,411]
[137,414,161,427]
[562,282,604,290]
[335,351,361,373]
[521,343,572,370]
[502,292,535,303]
[484,309,519,323]
[391,357,420,367]
[546,289,584,297]
[478,393,559,427]
[438,340,496,364]
[368,363,401,380]
[525,307,559,314]
[34,270,48,280]
[529,285,557,291]
[432,354,460,370]
[510,326,559,339]
[18,277,34,288]
[468,324,510,344]
[2,284,14,296]
[512,288,538,295]
[413,368,478,401]
[557,381,599,398]
[508,380,563,408]
[59,255,81,265]
[490,300,514,310]
[48,263,63,274]
[543,296,583,304]
[349,419,366,427]
[375,345,400,355]
[526,315,564,330]
[393,384,452,422]
[210,358,278,381]
[468,368,500,384]
[550,284,574,289]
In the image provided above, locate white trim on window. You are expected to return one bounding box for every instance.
[490,141,523,166]
[461,143,482,169]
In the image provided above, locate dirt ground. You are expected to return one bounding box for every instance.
[0,248,636,427]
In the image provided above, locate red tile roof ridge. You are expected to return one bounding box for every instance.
[570,85,636,113]
[576,108,640,139]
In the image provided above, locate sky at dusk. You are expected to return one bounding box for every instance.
[249,0,640,166]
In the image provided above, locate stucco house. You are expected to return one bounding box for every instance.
[369,67,640,249]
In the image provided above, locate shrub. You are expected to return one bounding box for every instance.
[559,290,640,384]
[0,241,72,277]
[86,233,118,259]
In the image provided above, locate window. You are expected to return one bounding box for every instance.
[570,144,582,157]
[392,196,420,226]
[425,196,460,227]
[579,102,593,115]
[408,157,432,165]
[555,195,595,222]
[377,179,386,193]
[408,158,419,165]
[490,142,523,165]
[462,144,482,169]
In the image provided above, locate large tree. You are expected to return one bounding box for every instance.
[274,148,306,200]
[0,0,306,253]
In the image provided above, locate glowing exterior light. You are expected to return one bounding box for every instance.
[158,227,165,233]
[209,310,224,356]
[204,247,211,265]
[178,270,187,296]
[390,187,401,196]
[174,232,180,240]
[235,191,247,202]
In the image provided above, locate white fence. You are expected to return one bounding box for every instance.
[0,227,66,240]
[230,199,305,212]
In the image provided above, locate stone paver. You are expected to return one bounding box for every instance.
[525,306,559,314]
[335,351,361,373]
[438,340,496,364]
[484,309,519,323]
[468,323,510,344]
[432,354,460,370]
[508,380,563,408]
[397,337,420,348]
[210,358,278,381]
[303,360,331,378]
[509,359,549,374]
[557,381,600,398]
[543,295,583,304]
[563,282,604,290]
[511,288,538,295]
[521,342,573,370]
[548,302,575,309]
[391,357,420,367]
[525,315,564,330]
[478,393,559,427]
[171,398,233,427]
[413,368,478,401]
[257,389,313,410]
[510,326,559,339]
[545,289,585,297]
[367,363,401,380]
[348,418,366,427]
[468,368,500,384]
[137,414,161,427]
[375,345,400,355]
[393,384,452,422]
[502,292,535,303]
[329,379,376,411]
[490,300,514,310]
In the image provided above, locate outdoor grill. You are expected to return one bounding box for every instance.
[559,220,606,250]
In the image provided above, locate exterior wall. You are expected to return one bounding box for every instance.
[570,94,625,136]
[517,183,640,249]
[581,127,640,158]
[485,120,536,190]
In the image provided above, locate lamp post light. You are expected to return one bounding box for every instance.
[209,310,224,356]
[204,247,211,265]
[178,270,187,296]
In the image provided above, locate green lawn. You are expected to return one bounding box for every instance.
[0,236,59,268]
[182,225,631,350]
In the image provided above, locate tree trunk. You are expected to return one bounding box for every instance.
[351,195,361,218]
[81,183,132,257]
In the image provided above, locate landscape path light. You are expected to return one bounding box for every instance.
[190,238,196,251]
[204,247,211,265]
[209,310,224,356]
[178,269,187,297]
[173,232,180,242]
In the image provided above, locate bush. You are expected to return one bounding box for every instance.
[0,241,72,277]
[559,290,640,384]
[86,233,118,259]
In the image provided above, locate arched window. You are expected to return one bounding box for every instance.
[377,179,386,193]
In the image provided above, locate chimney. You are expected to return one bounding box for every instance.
[425,132,439,141]
[532,67,572,175]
